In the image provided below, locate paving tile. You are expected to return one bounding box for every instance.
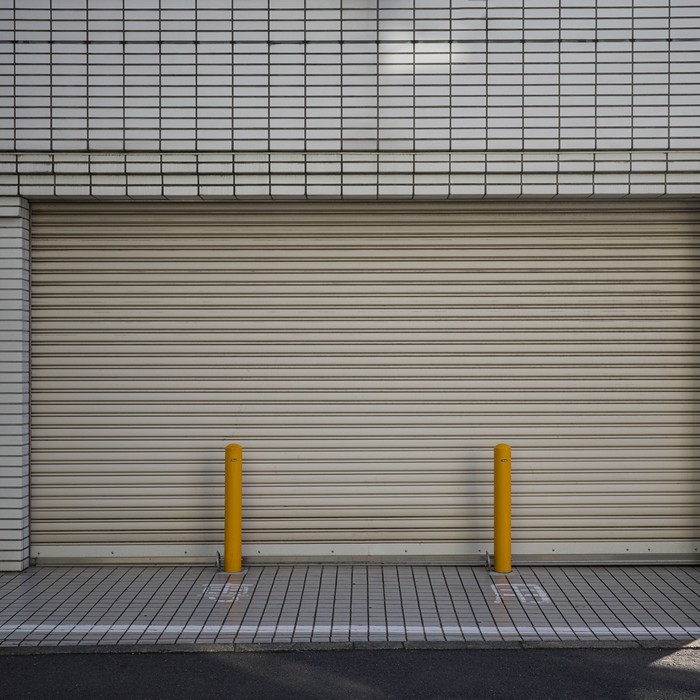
[1,565,699,647]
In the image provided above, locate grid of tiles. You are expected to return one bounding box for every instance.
[2,1,699,152]
[0,197,30,573]
[1,151,698,199]
[1,566,698,647]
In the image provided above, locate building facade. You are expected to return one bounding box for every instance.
[1,1,699,570]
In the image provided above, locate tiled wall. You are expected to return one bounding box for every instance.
[1,1,698,197]
[1,150,699,199]
[2,0,699,154]
[0,0,700,197]
[0,198,30,572]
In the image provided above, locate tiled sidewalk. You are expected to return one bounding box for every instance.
[0,565,699,649]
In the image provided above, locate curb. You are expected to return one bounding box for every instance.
[0,639,698,655]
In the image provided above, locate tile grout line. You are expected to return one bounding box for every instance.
[612,567,689,641]
[2,568,90,641]
[443,565,482,642]
[479,570,522,641]
[421,566,447,642]
[379,565,389,643]
[514,567,562,642]
[271,566,296,644]
[75,569,147,646]
[255,566,289,644]
[328,564,339,643]
[558,567,628,642]
[391,565,408,643]
[432,566,464,642]
[585,567,661,642]
[457,567,502,642]
[34,567,122,647]
[238,567,278,644]
[106,568,170,647]
[632,567,700,628]
[2,566,699,647]
[550,566,614,641]
[227,567,263,645]
[221,567,261,644]
[403,565,425,642]
[492,570,538,641]
[660,567,700,614]
[173,568,221,645]
[528,567,598,642]
[0,568,58,618]
[289,565,311,643]
[151,567,204,646]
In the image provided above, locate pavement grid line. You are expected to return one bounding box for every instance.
[0,565,698,648]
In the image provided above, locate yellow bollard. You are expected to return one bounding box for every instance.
[494,443,512,573]
[224,443,243,573]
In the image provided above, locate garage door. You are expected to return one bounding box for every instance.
[30,201,700,563]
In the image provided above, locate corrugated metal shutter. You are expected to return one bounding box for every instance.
[30,201,700,563]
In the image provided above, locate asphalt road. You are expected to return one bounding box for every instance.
[0,648,698,700]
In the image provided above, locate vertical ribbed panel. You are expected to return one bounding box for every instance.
[29,201,700,563]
